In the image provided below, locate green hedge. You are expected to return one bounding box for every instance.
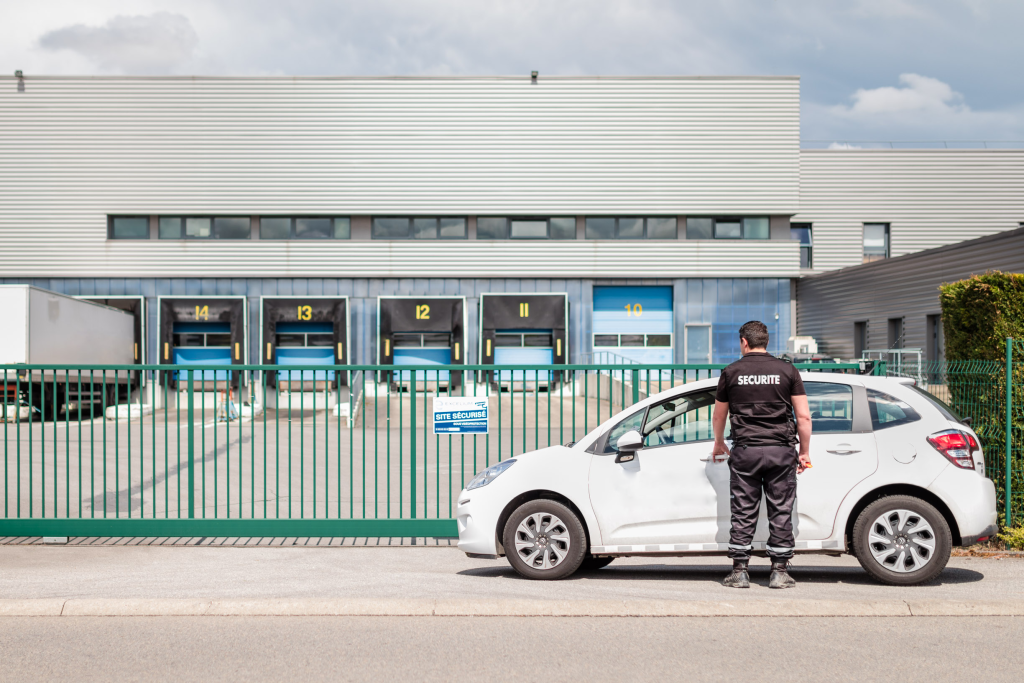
[939,271,1024,361]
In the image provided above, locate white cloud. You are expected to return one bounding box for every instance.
[827,142,862,149]
[38,12,198,74]
[835,73,965,116]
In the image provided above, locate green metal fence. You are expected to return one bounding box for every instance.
[1,362,868,538]
[881,340,1024,525]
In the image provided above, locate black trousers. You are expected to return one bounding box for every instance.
[727,445,798,563]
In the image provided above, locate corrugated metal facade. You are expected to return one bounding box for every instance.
[1,277,792,366]
[796,227,1024,358]
[0,75,800,278]
[796,149,1024,272]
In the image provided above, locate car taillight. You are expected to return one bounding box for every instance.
[927,429,975,469]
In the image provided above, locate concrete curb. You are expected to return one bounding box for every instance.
[3,598,1024,617]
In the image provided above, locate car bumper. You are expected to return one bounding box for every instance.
[928,467,998,546]
[455,488,502,557]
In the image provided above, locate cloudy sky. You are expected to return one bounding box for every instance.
[3,0,1023,143]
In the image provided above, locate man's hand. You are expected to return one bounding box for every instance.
[797,451,812,474]
[711,440,731,462]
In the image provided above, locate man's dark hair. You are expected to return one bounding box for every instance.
[739,320,769,350]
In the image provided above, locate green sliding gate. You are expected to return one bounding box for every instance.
[0,360,913,539]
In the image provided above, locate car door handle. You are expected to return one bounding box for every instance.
[700,456,728,462]
[826,449,860,455]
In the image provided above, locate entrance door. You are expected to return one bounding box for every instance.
[589,389,732,546]
[795,381,878,539]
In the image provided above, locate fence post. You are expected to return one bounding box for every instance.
[1006,338,1013,527]
[410,374,417,519]
[631,369,640,406]
[187,368,195,520]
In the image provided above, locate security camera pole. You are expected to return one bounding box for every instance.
[711,320,813,589]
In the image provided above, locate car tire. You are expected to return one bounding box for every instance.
[852,495,951,586]
[502,499,587,580]
[580,555,615,572]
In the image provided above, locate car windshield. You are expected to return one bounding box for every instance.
[907,384,964,423]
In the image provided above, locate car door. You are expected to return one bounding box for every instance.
[588,389,732,546]
[795,380,878,540]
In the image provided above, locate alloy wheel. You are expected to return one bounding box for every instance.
[868,508,936,573]
[514,512,571,570]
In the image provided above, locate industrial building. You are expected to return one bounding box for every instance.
[2,73,1023,377]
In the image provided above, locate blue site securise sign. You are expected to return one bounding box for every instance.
[432,397,489,435]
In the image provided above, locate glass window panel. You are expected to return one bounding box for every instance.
[476,217,507,239]
[593,334,619,347]
[260,217,291,240]
[618,218,644,239]
[646,217,677,239]
[800,247,812,269]
[158,217,182,239]
[373,218,411,239]
[863,224,889,262]
[524,334,553,347]
[743,217,770,240]
[686,217,713,240]
[392,333,422,347]
[549,217,576,240]
[185,217,211,238]
[510,220,548,239]
[173,334,204,347]
[111,217,149,239]
[333,217,351,239]
[413,217,437,239]
[275,334,306,347]
[439,217,466,239]
[494,334,523,347]
[585,217,616,239]
[715,220,742,239]
[598,409,647,454]
[296,217,332,239]
[867,388,921,430]
[642,390,722,447]
[620,334,645,346]
[422,333,451,347]
[205,333,232,347]
[306,334,334,347]
[646,334,672,347]
[790,225,812,245]
[213,217,250,239]
[805,383,854,433]
[686,326,711,362]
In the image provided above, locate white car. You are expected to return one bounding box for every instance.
[456,373,998,585]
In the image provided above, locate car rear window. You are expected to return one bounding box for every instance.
[907,384,964,423]
[867,389,921,430]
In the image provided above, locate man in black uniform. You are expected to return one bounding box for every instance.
[711,321,812,589]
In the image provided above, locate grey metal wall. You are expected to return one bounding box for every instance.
[0,75,799,278]
[796,226,1024,358]
[2,277,792,366]
[796,149,1024,273]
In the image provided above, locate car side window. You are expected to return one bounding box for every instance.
[642,390,724,447]
[805,382,854,433]
[867,388,921,430]
[594,409,646,454]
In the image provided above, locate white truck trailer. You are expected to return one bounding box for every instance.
[0,285,136,421]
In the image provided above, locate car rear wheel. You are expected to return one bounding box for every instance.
[502,499,586,580]
[852,495,951,586]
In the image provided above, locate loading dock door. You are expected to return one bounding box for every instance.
[480,293,567,386]
[378,297,465,388]
[592,286,673,364]
[159,297,247,388]
[261,297,348,388]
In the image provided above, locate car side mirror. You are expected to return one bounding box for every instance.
[614,430,643,463]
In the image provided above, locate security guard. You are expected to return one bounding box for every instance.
[711,321,812,589]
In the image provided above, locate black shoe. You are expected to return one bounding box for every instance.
[723,562,750,589]
[769,562,795,589]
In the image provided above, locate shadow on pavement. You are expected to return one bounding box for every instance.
[458,562,984,586]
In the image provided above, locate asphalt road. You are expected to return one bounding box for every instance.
[2,615,1020,682]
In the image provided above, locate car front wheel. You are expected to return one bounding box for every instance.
[852,495,951,586]
[502,499,587,580]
